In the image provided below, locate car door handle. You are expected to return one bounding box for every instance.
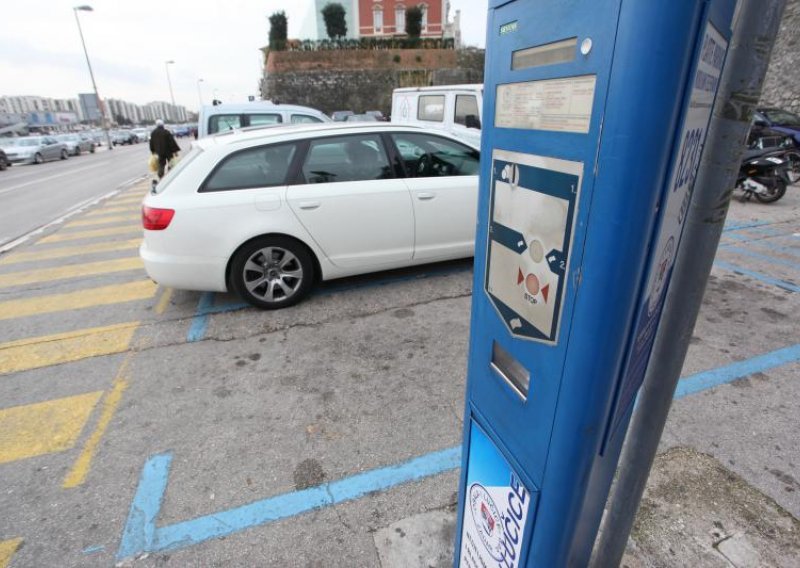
[298,201,321,210]
[417,193,436,200]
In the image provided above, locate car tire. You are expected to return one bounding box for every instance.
[90,146,95,154]
[0,159,6,171]
[60,149,68,160]
[230,236,315,310]
[34,153,43,164]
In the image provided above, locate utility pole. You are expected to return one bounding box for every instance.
[73,5,113,151]
[590,2,788,566]
[165,60,176,122]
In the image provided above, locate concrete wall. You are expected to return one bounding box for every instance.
[760,0,800,114]
[262,48,484,116]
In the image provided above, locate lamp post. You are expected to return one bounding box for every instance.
[165,60,176,122]
[73,5,112,150]
[196,78,204,109]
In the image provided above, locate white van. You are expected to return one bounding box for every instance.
[390,85,483,146]
[197,102,331,138]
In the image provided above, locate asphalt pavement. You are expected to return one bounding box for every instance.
[0,168,797,567]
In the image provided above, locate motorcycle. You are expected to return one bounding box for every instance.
[736,146,794,203]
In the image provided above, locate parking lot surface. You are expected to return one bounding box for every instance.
[0,180,798,566]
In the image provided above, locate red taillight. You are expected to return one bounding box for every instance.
[142,205,175,230]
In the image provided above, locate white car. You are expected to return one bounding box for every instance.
[140,123,480,309]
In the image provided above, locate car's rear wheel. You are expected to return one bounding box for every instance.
[231,237,315,310]
[33,153,43,164]
[60,149,68,160]
[74,147,81,156]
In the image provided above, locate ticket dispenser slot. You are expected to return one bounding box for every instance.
[455,1,735,566]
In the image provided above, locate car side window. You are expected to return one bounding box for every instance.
[201,143,297,192]
[299,134,392,184]
[208,114,242,134]
[247,113,282,127]
[418,95,445,122]
[291,114,323,124]
[390,133,479,178]
[454,95,481,129]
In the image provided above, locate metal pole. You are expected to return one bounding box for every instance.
[73,6,113,151]
[590,1,787,566]
[165,61,176,122]
[196,78,204,109]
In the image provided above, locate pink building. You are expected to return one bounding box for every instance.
[358,0,447,38]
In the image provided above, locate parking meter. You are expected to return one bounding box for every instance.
[455,1,735,566]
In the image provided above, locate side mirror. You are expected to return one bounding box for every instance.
[465,114,481,130]
[753,119,768,127]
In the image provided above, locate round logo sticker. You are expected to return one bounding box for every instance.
[468,483,504,561]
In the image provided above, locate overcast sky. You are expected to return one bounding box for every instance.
[0,0,488,112]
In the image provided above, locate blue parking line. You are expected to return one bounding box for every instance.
[722,220,772,232]
[723,246,800,272]
[675,343,800,399]
[187,292,215,342]
[82,545,105,555]
[720,238,800,259]
[714,260,800,293]
[116,341,800,560]
[747,225,790,238]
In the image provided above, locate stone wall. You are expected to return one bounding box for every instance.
[760,0,800,113]
[262,48,484,116]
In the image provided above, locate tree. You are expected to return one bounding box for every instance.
[321,3,347,39]
[269,11,288,50]
[405,6,422,39]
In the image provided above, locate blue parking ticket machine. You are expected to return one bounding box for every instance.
[455,1,735,566]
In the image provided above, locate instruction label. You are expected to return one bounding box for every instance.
[495,75,596,133]
[486,150,582,344]
[459,422,535,568]
[607,22,728,439]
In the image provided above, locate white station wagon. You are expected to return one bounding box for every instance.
[140,123,480,309]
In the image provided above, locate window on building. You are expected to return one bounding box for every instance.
[396,6,406,33]
[373,7,383,33]
[420,3,428,31]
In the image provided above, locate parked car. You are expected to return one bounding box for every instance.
[140,123,480,309]
[391,84,483,147]
[197,102,332,138]
[0,136,69,164]
[365,110,387,121]
[111,130,137,145]
[173,125,191,138]
[752,107,800,146]
[56,133,95,155]
[0,148,8,170]
[132,128,150,143]
[344,114,379,122]
[331,110,355,122]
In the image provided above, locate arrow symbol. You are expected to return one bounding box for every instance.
[541,284,549,303]
[517,268,524,285]
[510,318,522,330]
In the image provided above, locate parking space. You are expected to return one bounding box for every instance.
[0,180,798,566]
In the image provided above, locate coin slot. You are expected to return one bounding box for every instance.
[490,341,530,400]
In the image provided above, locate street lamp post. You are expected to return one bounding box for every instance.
[73,5,112,150]
[165,60,176,122]
[197,78,204,109]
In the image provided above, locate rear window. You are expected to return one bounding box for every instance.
[152,146,204,194]
[201,143,297,192]
[291,114,323,124]
[418,95,445,122]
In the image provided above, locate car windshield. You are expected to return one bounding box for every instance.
[16,139,41,147]
[763,109,800,127]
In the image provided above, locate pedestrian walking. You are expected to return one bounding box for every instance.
[149,119,180,179]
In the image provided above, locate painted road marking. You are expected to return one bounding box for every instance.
[0,391,103,465]
[84,205,142,218]
[0,538,22,568]
[65,214,139,229]
[64,362,130,488]
[0,322,138,375]
[0,162,106,195]
[117,341,800,560]
[154,288,173,315]
[0,239,141,266]
[37,225,141,244]
[0,257,143,288]
[724,246,800,272]
[0,280,157,321]
[714,260,800,293]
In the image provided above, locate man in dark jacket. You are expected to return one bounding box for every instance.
[149,119,181,179]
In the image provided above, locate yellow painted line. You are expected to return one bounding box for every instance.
[0,257,143,288]
[0,280,157,321]
[111,194,145,204]
[84,205,141,217]
[0,391,103,465]
[37,224,140,244]
[0,239,141,266]
[155,287,173,315]
[63,360,130,488]
[0,322,138,375]
[0,538,22,568]
[65,214,138,229]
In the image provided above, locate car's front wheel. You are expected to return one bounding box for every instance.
[230,237,314,310]
[60,149,68,160]
[33,153,43,164]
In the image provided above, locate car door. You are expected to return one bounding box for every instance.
[42,138,59,160]
[389,132,480,260]
[287,133,414,268]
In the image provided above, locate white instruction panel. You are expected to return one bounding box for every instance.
[495,75,596,133]
[486,150,582,344]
